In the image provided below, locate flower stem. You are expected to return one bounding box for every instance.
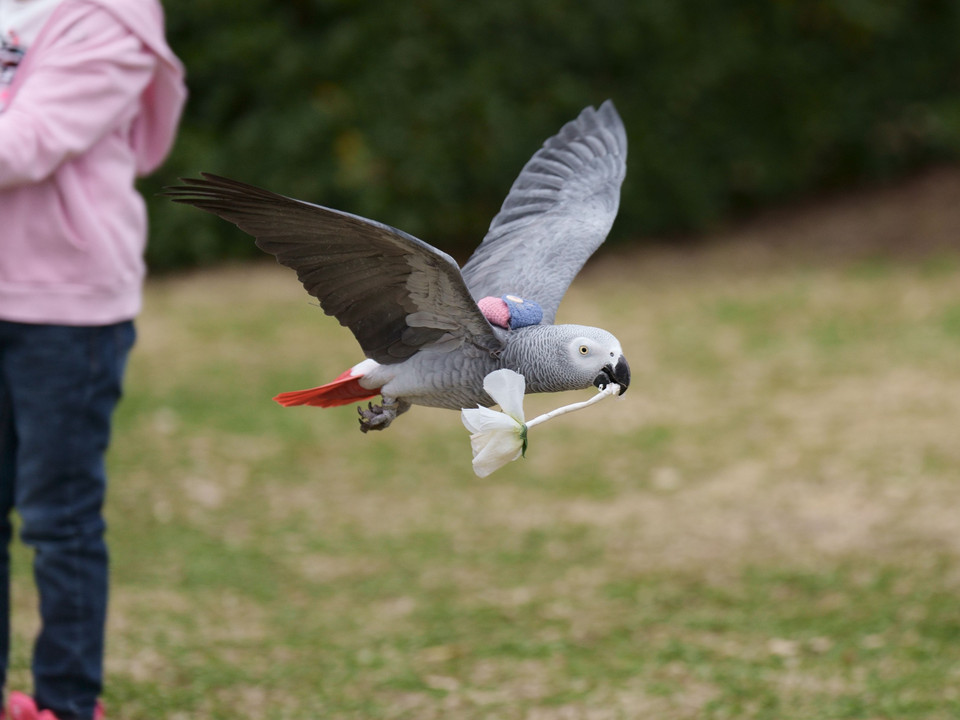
[525,384,620,429]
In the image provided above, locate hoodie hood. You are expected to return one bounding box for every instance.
[95,0,185,174]
[18,0,186,175]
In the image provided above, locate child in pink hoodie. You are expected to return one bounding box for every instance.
[0,1,185,718]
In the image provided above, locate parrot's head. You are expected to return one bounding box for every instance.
[563,327,631,396]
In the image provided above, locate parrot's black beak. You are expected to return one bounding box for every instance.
[594,355,631,395]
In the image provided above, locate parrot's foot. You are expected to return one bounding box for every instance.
[357,398,411,433]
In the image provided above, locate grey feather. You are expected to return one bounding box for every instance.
[165,174,502,364]
[460,100,627,324]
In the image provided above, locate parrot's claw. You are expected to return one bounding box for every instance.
[357,398,411,433]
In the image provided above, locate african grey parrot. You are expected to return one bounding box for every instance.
[166,100,631,432]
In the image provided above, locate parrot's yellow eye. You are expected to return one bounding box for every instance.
[579,345,589,355]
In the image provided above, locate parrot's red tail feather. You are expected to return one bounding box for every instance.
[274,369,379,408]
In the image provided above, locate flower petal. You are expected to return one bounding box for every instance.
[482,369,526,422]
[461,405,521,435]
[470,426,525,477]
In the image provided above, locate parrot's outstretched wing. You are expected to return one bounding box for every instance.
[165,174,502,364]
[460,101,627,324]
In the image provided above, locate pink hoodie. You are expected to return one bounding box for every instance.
[0,0,185,325]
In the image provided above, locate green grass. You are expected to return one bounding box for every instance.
[9,246,960,719]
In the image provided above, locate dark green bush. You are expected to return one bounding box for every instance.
[145,0,960,271]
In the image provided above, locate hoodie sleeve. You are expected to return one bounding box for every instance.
[0,5,157,190]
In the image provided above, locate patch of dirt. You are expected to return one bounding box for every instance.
[586,165,960,281]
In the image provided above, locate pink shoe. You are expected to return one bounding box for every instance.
[7,692,104,720]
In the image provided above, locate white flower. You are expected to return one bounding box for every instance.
[460,369,622,477]
[461,369,528,477]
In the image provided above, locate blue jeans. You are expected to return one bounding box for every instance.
[0,321,135,720]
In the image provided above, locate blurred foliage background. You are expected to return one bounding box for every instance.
[148,0,960,271]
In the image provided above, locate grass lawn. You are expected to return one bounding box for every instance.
[8,188,960,718]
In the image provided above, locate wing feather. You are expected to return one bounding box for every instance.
[165,174,501,363]
[461,101,627,324]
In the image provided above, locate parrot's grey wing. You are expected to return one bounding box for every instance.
[165,174,502,364]
[460,100,627,324]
